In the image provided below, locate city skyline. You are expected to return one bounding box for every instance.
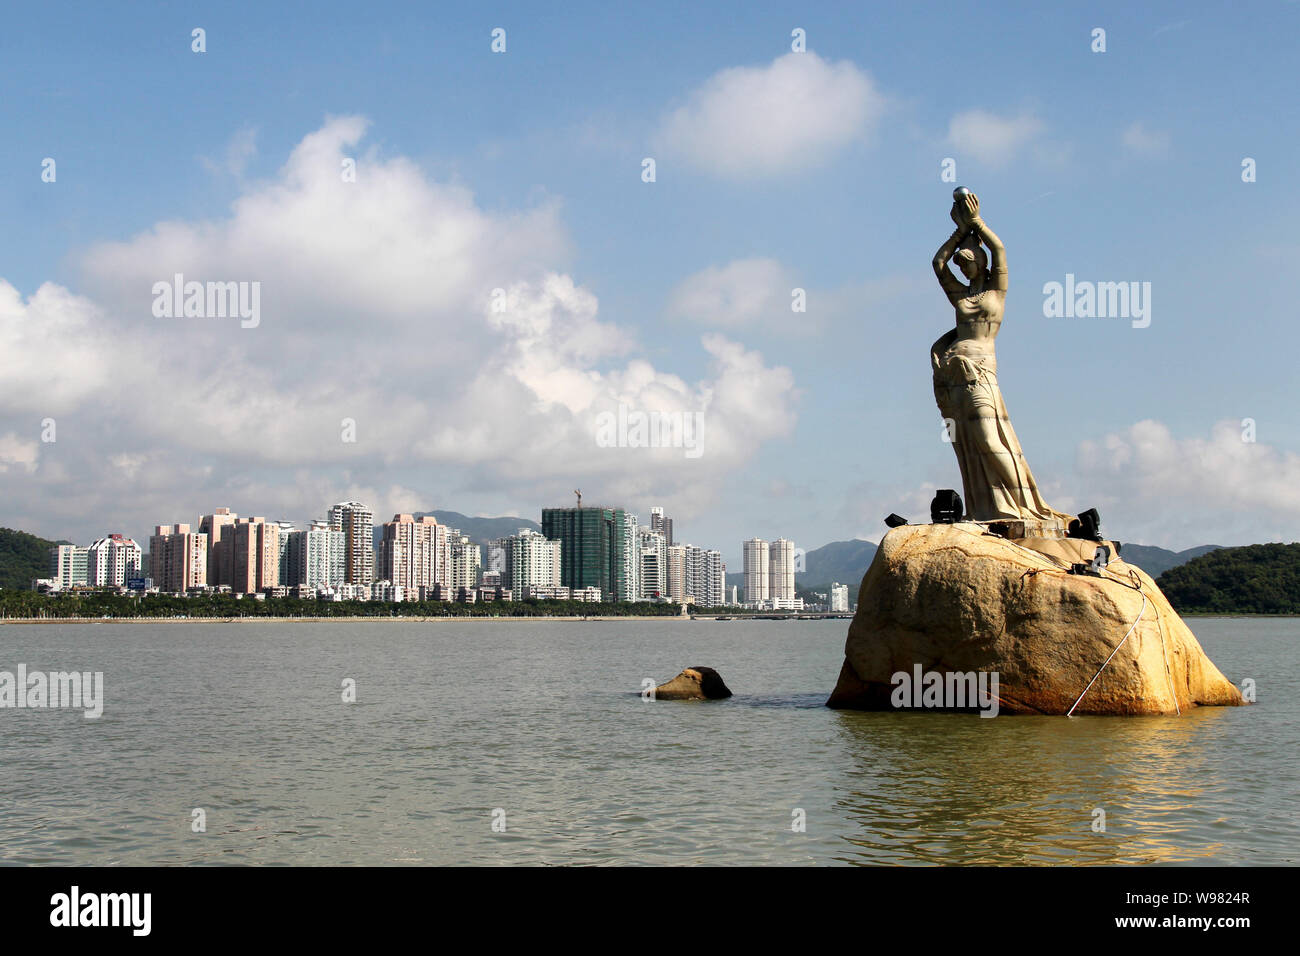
[34,494,808,575]
[39,498,812,608]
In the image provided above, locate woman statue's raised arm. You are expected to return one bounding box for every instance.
[961,194,1007,291]
[932,223,968,298]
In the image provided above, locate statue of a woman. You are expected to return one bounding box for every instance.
[930,191,1067,524]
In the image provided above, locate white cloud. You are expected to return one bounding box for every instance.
[947,109,1044,167]
[83,116,570,336]
[1121,121,1170,156]
[657,52,884,178]
[665,260,922,337]
[665,258,795,328]
[0,118,801,543]
[0,433,39,474]
[1075,419,1300,549]
[0,281,124,414]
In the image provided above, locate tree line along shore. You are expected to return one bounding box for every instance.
[0,591,852,621]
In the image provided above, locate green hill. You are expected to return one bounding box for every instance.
[1119,543,1222,578]
[797,539,879,591]
[0,527,62,590]
[1157,543,1300,614]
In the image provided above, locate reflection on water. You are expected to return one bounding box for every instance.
[829,707,1244,865]
[0,617,1293,865]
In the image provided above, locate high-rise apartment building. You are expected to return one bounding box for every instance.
[506,528,561,591]
[743,538,770,604]
[286,521,346,589]
[830,582,850,613]
[683,544,703,604]
[484,539,509,585]
[87,534,142,587]
[229,517,281,593]
[197,507,238,587]
[273,520,296,584]
[703,550,726,608]
[650,506,673,546]
[620,511,639,602]
[49,544,89,589]
[682,545,725,608]
[666,544,687,603]
[541,506,633,601]
[769,538,796,601]
[149,524,208,592]
[449,533,482,590]
[379,514,449,592]
[638,527,667,599]
[327,501,374,585]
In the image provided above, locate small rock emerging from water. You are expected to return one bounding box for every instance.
[654,666,732,700]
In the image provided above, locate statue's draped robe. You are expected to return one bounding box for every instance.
[933,291,1069,523]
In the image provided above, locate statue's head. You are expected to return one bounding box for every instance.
[954,243,987,281]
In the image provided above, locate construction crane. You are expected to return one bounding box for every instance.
[574,489,582,508]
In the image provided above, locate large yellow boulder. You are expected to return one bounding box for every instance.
[827,523,1244,715]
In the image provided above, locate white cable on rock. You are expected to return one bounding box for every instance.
[1067,592,1147,717]
[1154,604,1182,716]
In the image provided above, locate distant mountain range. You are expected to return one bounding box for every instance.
[1114,543,1222,578]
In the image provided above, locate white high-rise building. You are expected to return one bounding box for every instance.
[287,521,346,589]
[327,501,374,586]
[86,535,141,587]
[674,545,724,607]
[507,529,561,591]
[769,538,796,601]
[620,512,639,602]
[830,582,850,613]
[692,547,726,608]
[50,545,89,590]
[449,533,481,590]
[274,520,296,585]
[638,527,667,600]
[743,538,770,604]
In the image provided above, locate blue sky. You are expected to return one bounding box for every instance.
[2,0,1298,563]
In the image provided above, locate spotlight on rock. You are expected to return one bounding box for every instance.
[930,489,963,524]
[885,513,909,528]
[1067,508,1102,541]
